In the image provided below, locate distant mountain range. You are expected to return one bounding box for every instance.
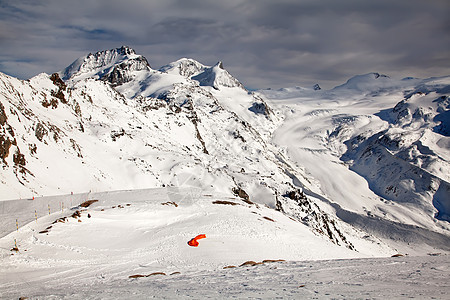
[1,46,449,254]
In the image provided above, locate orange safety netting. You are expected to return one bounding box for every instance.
[187,234,206,247]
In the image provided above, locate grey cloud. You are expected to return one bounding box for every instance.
[0,0,449,89]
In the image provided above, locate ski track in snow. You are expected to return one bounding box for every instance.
[1,255,449,299]
[0,188,448,299]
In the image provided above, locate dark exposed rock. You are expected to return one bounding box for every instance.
[41,97,58,109]
[13,148,26,167]
[0,102,7,126]
[281,189,354,250]
[111,128,126,141]
[101,56,151,86]
[70,138,83,158]
[28,143,37,156]
[248,95,273,119]
[73,101,82,117]
[12,147,32,178]
[51,90,66,104]
[0,135,13,165]
[231,131,246,143]
[248,102,268,115]
[284,190,307,202]
[50,73,66,90]
[35,122,48,142]
[232,187,252,204]
[49,73,67,104]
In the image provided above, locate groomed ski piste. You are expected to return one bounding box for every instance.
[0,188,448,299]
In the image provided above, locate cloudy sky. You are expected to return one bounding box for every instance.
[1,0,449,89]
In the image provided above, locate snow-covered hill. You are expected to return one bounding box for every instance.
[1,46,449,298]
[0,189,448,299]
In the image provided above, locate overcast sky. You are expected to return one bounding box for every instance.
[1,0,449,89]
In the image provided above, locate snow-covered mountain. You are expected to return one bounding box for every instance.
[1,46,449,298]
[261,73,450,242]
[2,46,365,252]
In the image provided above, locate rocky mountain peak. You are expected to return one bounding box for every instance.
[60,46,151,83]
[216,61,224,69]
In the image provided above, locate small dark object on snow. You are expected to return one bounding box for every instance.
[262,259,285,263]
[223,265,236,269]
[240,261,263,267]
[212,200,239,206]
[129,272,166,279]
[391,253,404,257]
[129,274,146,279]
[71,211,81,218]
[80,200,98,208]
[148,272,166,276]
[87,213,91,218]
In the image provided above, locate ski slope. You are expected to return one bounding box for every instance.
[1,188,448,299]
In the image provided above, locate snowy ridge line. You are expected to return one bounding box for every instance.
[0,187,204,239]
[0,192,88,239]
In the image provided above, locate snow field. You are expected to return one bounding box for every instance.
[0,188,388,298]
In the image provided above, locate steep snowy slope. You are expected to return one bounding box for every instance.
[1,46,363,253]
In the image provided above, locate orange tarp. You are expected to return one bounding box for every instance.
[187,234,206,247]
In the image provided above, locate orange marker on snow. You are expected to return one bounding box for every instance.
[187,234,206,247]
